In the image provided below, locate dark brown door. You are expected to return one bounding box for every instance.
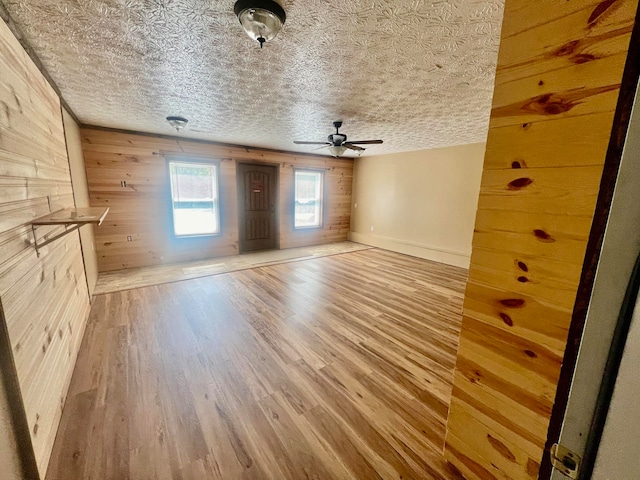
[237,163,278,252]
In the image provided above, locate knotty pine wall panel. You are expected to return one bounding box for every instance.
[444,0,638,479]
[0,19,90,477]
[81,129,353,272]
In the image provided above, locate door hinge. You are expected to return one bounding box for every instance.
[550,443,581,479]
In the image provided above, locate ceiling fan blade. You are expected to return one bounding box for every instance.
[347,139,384,145]
[343,143,365,151]
[294,141,331,145]
[311,145,330,151]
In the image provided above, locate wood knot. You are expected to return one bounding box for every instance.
[524,93,578,115]
[573,53,598,64]
[512,161,522,169]
[524,350,538,358]
[554,40,580,57]
[500,299,525,308]
[507,178,533,190]
[499,313,514,327]
[589,0,618,25]
[517,276,529,283]
[487,434,516,462]
[534,229,555,243]
[517,261,529,272]
[527,458,540,477]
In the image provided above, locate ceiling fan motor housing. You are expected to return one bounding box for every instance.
[293,120,383,157]
[329,133,347,145]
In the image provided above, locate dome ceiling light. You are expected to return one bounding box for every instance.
[327,145,348,158]
[166,116,189,132]
[234,0,286,48]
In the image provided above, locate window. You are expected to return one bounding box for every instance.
[169,160,220,237]
[294,169,324,229]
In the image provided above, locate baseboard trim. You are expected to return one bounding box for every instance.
[348,231,471,268]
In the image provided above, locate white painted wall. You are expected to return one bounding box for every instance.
[592,292,640,480]
[349,143,485,268]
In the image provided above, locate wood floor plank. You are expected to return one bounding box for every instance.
[46,249,467,479]
[94,241,373,294]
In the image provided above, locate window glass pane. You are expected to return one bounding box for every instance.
[169,161,220,236]
[294,170,323,228]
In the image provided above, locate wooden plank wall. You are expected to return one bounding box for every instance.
[81,128,353,272]
[444,1,639,478]
[63,108,99,296]
[0,19,90,476]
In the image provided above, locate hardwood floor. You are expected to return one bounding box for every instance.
[95,241,373,295]
[46,249,468,480]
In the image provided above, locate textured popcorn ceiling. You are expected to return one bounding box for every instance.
[4,0,504,156]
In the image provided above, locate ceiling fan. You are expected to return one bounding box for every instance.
[294,121,383,157]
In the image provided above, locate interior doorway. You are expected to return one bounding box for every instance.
[547,78,640,480]
[237,162,279,253]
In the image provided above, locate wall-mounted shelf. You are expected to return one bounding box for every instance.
[31,207,109,257]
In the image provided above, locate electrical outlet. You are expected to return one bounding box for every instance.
[121,180,127,187]
[127,235,132,242]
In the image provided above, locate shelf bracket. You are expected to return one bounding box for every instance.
[30,207,109,258]
[32,223,82,258]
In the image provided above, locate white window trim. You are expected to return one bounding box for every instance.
[168,158,221,238]
[293,168,325,230]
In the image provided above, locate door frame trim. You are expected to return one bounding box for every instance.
[236,161,280,254]
[539,5,640,477]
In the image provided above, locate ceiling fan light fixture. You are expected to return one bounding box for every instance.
[166,116,189,132]
[328,145,347,157]
[234,0,286,48]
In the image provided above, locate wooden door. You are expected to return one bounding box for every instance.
[237,163,278,252]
